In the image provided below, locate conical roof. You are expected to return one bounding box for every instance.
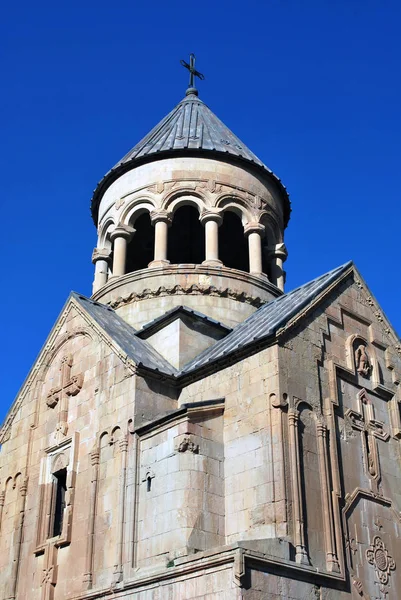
[116,92,268,169]
[91,91,289,224]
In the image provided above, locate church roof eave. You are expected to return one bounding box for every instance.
[90,148,291,226]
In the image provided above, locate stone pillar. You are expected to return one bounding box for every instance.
[316,421,340,573]
[200,211,223,267]
[83,449,100,590]
[288,408,310,565]
[244,222,265,275]
[113,437,128,585]
[9,477,28,599]
[149,210,172,268]
[110,225,135,277]
[91,248,111,293]
[266,243,288,291]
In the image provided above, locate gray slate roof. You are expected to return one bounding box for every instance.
[90,92,290,224]
[180,261,353,374]
[72,293,179,376]
[72,262,352,379]
[136,305,232,338]
[115,92,271,171]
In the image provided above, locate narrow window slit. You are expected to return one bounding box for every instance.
[52,468,67,537]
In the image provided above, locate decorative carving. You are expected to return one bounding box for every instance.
[366,536,396,588]
[91,247,111,264]
[345,390,389,489]
[41,544,58,600]
[346,536,358,555]
[107,284,265,310]
[176,436,199,453]
[355,344,371,377]
[46,356,84,409]
[352,576,364,596]
[46,355,84,441]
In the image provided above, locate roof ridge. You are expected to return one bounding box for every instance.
[179,261,354,375]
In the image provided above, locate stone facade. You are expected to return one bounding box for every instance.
[1,87,400,600]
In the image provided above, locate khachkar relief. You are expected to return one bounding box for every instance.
[46,354,84,442]
[345,389,389,493]
[366,536,396,595]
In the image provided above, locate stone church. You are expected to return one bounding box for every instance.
[1,66,400,600]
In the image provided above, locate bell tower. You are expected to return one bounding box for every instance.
[90,57,290,329]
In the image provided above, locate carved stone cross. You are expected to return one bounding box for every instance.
[41,544,58,600]
[46,355,84,439]
[345,389,389,489]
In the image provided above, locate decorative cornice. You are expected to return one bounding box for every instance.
[107,284,266,310]
[355,277,401,357]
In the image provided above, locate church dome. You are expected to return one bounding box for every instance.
[90,85,291,330]
[90,91,290,225]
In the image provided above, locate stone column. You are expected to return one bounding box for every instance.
[316,421,340,573]
[244,222,265,275]
[266,243,288,291]
[149,210,172,268]
[83,449,100,590]
[200,211,223,267]
[9,477,28,600]
[113,437,128,585]
[110,225,135,277]
[91,248,111,294]
[288,408,310,565]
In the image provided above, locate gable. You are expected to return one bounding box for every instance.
[0,293,176,445]
[137,306,230,369]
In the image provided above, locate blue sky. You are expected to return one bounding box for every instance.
[1,1,400,421]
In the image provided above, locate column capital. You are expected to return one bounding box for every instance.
[266,242,288,261]
[150,209,172,226]
[288,408,299,425]
[91,247,111,264]
[109,224,135,242]
[244,222,265,237]
[200,210,223,226]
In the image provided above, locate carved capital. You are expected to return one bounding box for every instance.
[91,247,111,264]
[288,408,299,426]
[90,450,100,466]
[119,437,128,453]
[316,420,327,438]
[244,222,265,237]
[266,242,288,261]
[199,210,223,226]
[150,209,172,226]
[109,224,135,242]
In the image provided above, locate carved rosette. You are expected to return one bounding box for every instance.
[366,536,396,587]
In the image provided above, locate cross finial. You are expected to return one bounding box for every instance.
[180,53,205,96]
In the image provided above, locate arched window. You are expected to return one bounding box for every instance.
[168,206,204,264]
[126,213,154,273]
[219,211,248,271]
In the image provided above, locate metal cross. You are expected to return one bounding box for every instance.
[180,53,205,90]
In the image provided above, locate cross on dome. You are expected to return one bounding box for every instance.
[180,53,205,96]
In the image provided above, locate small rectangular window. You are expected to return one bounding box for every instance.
[51,468,67,537]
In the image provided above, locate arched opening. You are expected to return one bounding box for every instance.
[219,211,248,271]
[168,205,204,264]
[126,213,154,273]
